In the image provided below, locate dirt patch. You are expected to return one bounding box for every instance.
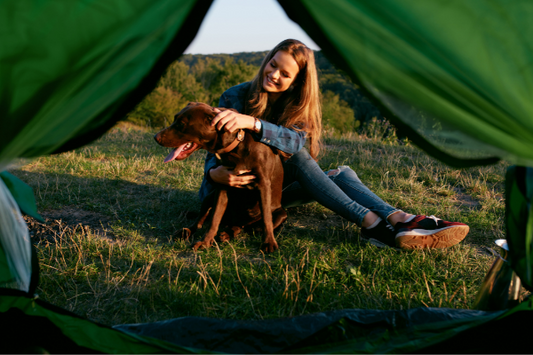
[287,209,351,232]
[25,206,114,244]
[452,187,481,209]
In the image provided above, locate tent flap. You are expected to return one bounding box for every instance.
[114,304,533,354]
[0,172,43,222]
[506,166,533,291]
[278,0,533,168]
[0,290,203,354]
[0,0,213,165]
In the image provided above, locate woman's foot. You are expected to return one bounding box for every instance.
[361,214,469,249]
[360,217,396,247]
[394,215,469,249]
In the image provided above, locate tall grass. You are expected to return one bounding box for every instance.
[10,122,522,326]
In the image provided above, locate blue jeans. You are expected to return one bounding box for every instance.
[281,148,400,226]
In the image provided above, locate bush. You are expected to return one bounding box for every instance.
[359,117,400,145]
[321,90,359,134]
[192,58,257,106]
[127,86,187,129]
[126,57,258,127]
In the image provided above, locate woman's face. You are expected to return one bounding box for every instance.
[262,50,300,100]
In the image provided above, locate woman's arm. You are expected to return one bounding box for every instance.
[204,151,254,187]
[216,86,307,155]
[199,151,256,201]
[200,85,305,200]
[213,109,307,155]
[256,120,306,155]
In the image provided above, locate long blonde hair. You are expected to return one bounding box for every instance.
[245,39,322,159]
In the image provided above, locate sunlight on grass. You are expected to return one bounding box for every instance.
[12,124,523,326]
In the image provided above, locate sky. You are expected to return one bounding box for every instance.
[184,0,320,54]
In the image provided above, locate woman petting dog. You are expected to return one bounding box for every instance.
[198,39,469,249]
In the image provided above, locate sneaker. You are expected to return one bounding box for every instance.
[395,215,469,249]
[361,218,396,247]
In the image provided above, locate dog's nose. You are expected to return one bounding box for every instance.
[154,133,161,145]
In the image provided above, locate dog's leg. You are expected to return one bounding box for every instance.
[178,207,211,240]
[219,225,243,243]
[193,189,228,250]
[258,181,278,253]
[176,192,215,241]
[272,207,287,230]
[245,200,286,236]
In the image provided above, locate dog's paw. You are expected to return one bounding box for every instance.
[218,232,231,243]
[260,241,279,254]
[192,241,211,251]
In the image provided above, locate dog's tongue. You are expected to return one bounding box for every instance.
[164,145,185,163]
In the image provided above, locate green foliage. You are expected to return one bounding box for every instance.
[127,57,257,127]
[321,90,358,134]
[318,71,382,124]
[159,61,207,103]
[191,58,257,106]
[359,117,399,145]
[127,86,187,129]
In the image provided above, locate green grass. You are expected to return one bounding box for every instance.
[10,123,521,326]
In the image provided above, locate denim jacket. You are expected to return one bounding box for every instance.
[198,81,307,201]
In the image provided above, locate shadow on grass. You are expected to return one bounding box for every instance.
[11,169,202,243]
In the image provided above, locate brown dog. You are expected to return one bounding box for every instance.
[154,102,287,253]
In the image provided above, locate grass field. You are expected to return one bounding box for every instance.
[9,122,525,326]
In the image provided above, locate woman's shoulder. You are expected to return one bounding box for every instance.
[219,81,252,110]
[222,81,252,98]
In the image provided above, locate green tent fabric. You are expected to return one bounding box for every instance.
[3,287,532,353]
[1,0,533,353]
[0,172,43,222]
[506,166,533,291]
[0,0,212,163]
[114,303,530,353]
[279,0,533,168]
[1,290,199,354]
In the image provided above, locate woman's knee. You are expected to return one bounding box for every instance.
[327,165,362,184]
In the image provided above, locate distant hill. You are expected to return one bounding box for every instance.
[180,51,269,68]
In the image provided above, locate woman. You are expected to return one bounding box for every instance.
[198,39,469,249]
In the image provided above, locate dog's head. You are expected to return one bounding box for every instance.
[154,102,233,163]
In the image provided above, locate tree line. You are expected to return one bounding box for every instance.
[127,51,383,133]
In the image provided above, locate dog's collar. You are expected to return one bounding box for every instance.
[214,129,245,159]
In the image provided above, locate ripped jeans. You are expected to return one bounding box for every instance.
[281,148,400,226]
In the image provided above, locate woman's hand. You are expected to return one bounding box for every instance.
[209,165,256,188]
[212,108,255,133]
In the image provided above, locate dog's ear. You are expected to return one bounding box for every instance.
[203,106,237,122]
[173,103,196,121]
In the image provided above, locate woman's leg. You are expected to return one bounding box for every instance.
[327,166,401,222]
[282,149,398,226]
[282,167,402,222]
[282,149,469,249]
